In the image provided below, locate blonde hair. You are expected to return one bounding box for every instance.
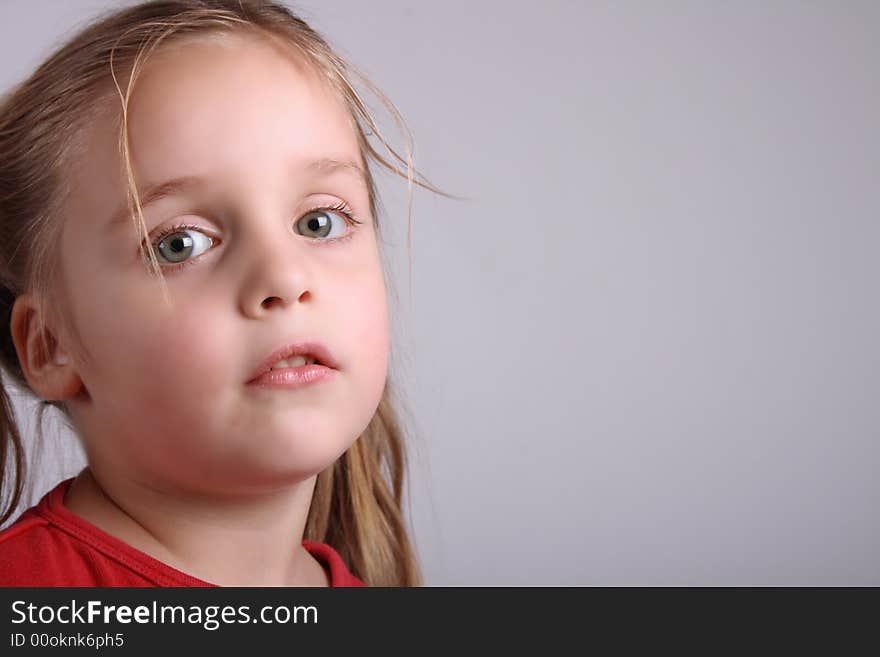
[0,0,456,586]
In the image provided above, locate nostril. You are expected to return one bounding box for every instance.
[261,296,283,309]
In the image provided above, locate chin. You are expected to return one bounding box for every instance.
[248,436,354,482]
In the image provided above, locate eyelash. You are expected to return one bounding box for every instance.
[146,200,363,273]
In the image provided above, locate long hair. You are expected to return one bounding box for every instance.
[0,0,455,586]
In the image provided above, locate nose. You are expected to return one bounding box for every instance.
[238,224,312,318]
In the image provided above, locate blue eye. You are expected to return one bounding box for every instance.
[295,208,350,239]
[154,227,213,264]
[147,201,363,271]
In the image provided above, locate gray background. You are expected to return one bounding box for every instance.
[1,0,877,585]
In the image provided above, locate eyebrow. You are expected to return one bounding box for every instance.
[108,157,367,226]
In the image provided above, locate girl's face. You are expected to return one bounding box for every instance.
[57,35,389,494]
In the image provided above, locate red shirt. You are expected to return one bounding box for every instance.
[0,478,364,587]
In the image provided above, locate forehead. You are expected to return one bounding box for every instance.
[131,33,358,175]
[70,32,361,230]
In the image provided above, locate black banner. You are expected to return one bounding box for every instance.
[0,587,873,652]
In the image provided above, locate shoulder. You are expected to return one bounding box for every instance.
[0,508,76,586]
[0,478,179,587]
[302,540,365,587]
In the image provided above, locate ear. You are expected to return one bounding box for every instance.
[9,292,83,401]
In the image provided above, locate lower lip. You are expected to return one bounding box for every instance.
[247,364,336,389]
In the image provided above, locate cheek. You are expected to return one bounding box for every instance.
[132,298,233,386]
[145,308,231,383]
[72,281,231,394]
[345,273,389,388]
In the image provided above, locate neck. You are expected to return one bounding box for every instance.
[64,467,329,586]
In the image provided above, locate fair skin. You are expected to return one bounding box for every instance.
[10,33,389,586]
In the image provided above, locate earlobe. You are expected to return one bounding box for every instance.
[9,292,83,401]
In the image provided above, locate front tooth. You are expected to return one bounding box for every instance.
[270,355,309,370]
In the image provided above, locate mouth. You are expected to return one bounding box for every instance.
[247,341,338,384]
[268,354,321,369]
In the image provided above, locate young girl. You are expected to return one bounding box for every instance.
[0,0,449,587]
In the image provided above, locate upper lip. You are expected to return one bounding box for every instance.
[247,340,338,382]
